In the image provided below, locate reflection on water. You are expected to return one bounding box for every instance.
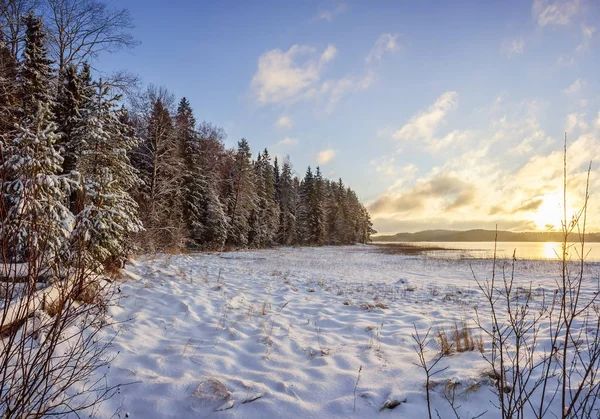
[386,241,600,262]
[544,242,560,260]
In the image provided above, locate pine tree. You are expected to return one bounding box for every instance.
[54,63,95,215]
[297,166,314,244]
[358,205,376,243]
[273,156,280,203]
[54,63,94,177]
[312,166,326,245]
[0,15,72,271]
[175,98,228,250]
[70,79,142,269]
[0,31,19,138]
[20,14,54,118]
[122,95,375,250]
[249,149,279,247]
[277,158,296,245]
[224,138,256,247]
[175,97,199,245]
[196,122,229,249]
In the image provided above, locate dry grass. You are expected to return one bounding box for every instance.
[193,377,232,403]
[372,243,450,255]
[43,298,63,317]
[260,301,268,316]
[437,322,482,355]
[360,302,389,311]
[445,379,460,396]
[75,281,102,305]
[476,334,485,353]
[103,261,123,279]
[437,329,453,356]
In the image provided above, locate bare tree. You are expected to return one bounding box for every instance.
[101,68,140,95]
[412,325,448,419]
[43,0,137,73]
[473,137,600,419]
[0,0,40,56]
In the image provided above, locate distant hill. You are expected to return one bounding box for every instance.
[372,229,600,243]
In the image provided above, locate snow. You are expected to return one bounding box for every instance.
[0,263,30,280]
[89,246,600,418]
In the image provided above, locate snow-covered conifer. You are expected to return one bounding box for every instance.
[70,79,142,269]
[277,159,297,245]
[224,139,256,247]
[1,15,73,269]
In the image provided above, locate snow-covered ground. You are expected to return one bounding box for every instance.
[93,245,600,418]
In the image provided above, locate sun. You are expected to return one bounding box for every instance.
[532,194,565,231]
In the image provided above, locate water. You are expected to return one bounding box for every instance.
[388,241,600,262]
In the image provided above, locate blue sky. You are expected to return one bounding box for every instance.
[98,0,600,233]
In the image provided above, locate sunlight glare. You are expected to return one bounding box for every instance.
[533,194,571,231]
[543,242,560,259]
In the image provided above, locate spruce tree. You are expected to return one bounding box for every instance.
[312,167,326,245]
[277,159,296,245]
[175,98,228,250]
[1,15,72,270]
[0,31,19,138]
[196,122,229,249]
[55,63,94,177]
[359,205,376,243]
[249,149,279,247]
[175,97,200,245]
[273,156,280,203]
[20,14,54,118]
[224,138,256,247]
[70,79,142,269]
[297,166,314,244]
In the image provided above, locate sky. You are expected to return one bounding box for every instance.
[97,0,600,234]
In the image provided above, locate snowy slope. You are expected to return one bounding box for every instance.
[91,246,600,418]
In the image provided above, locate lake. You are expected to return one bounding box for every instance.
[383,241,600,262]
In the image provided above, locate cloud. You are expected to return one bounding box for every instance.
[314,3,346,22]
[384,164,418,191]
[321,44,338,63]
[532,0,581,27]
[276,115,293,129]
[508,129,551,155]
[501,38,525,57]
[366,34,400,64]
[369,158,417,185]
[251,44,336,105]
[393,91,458,141]
[316,148,336,164]
[370,156,399,177]
[557,54,575,66]
[368,97,600,234]
[369,174,476,215]
[317,71,375,113]
[566,112,588,132]
[251,43,371,113]
[576,24,596,52]
[556,25,596,67]
[276,137,298,147]
[563,78,584,95]
[427,130,469,153]
[513,198,544,213]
